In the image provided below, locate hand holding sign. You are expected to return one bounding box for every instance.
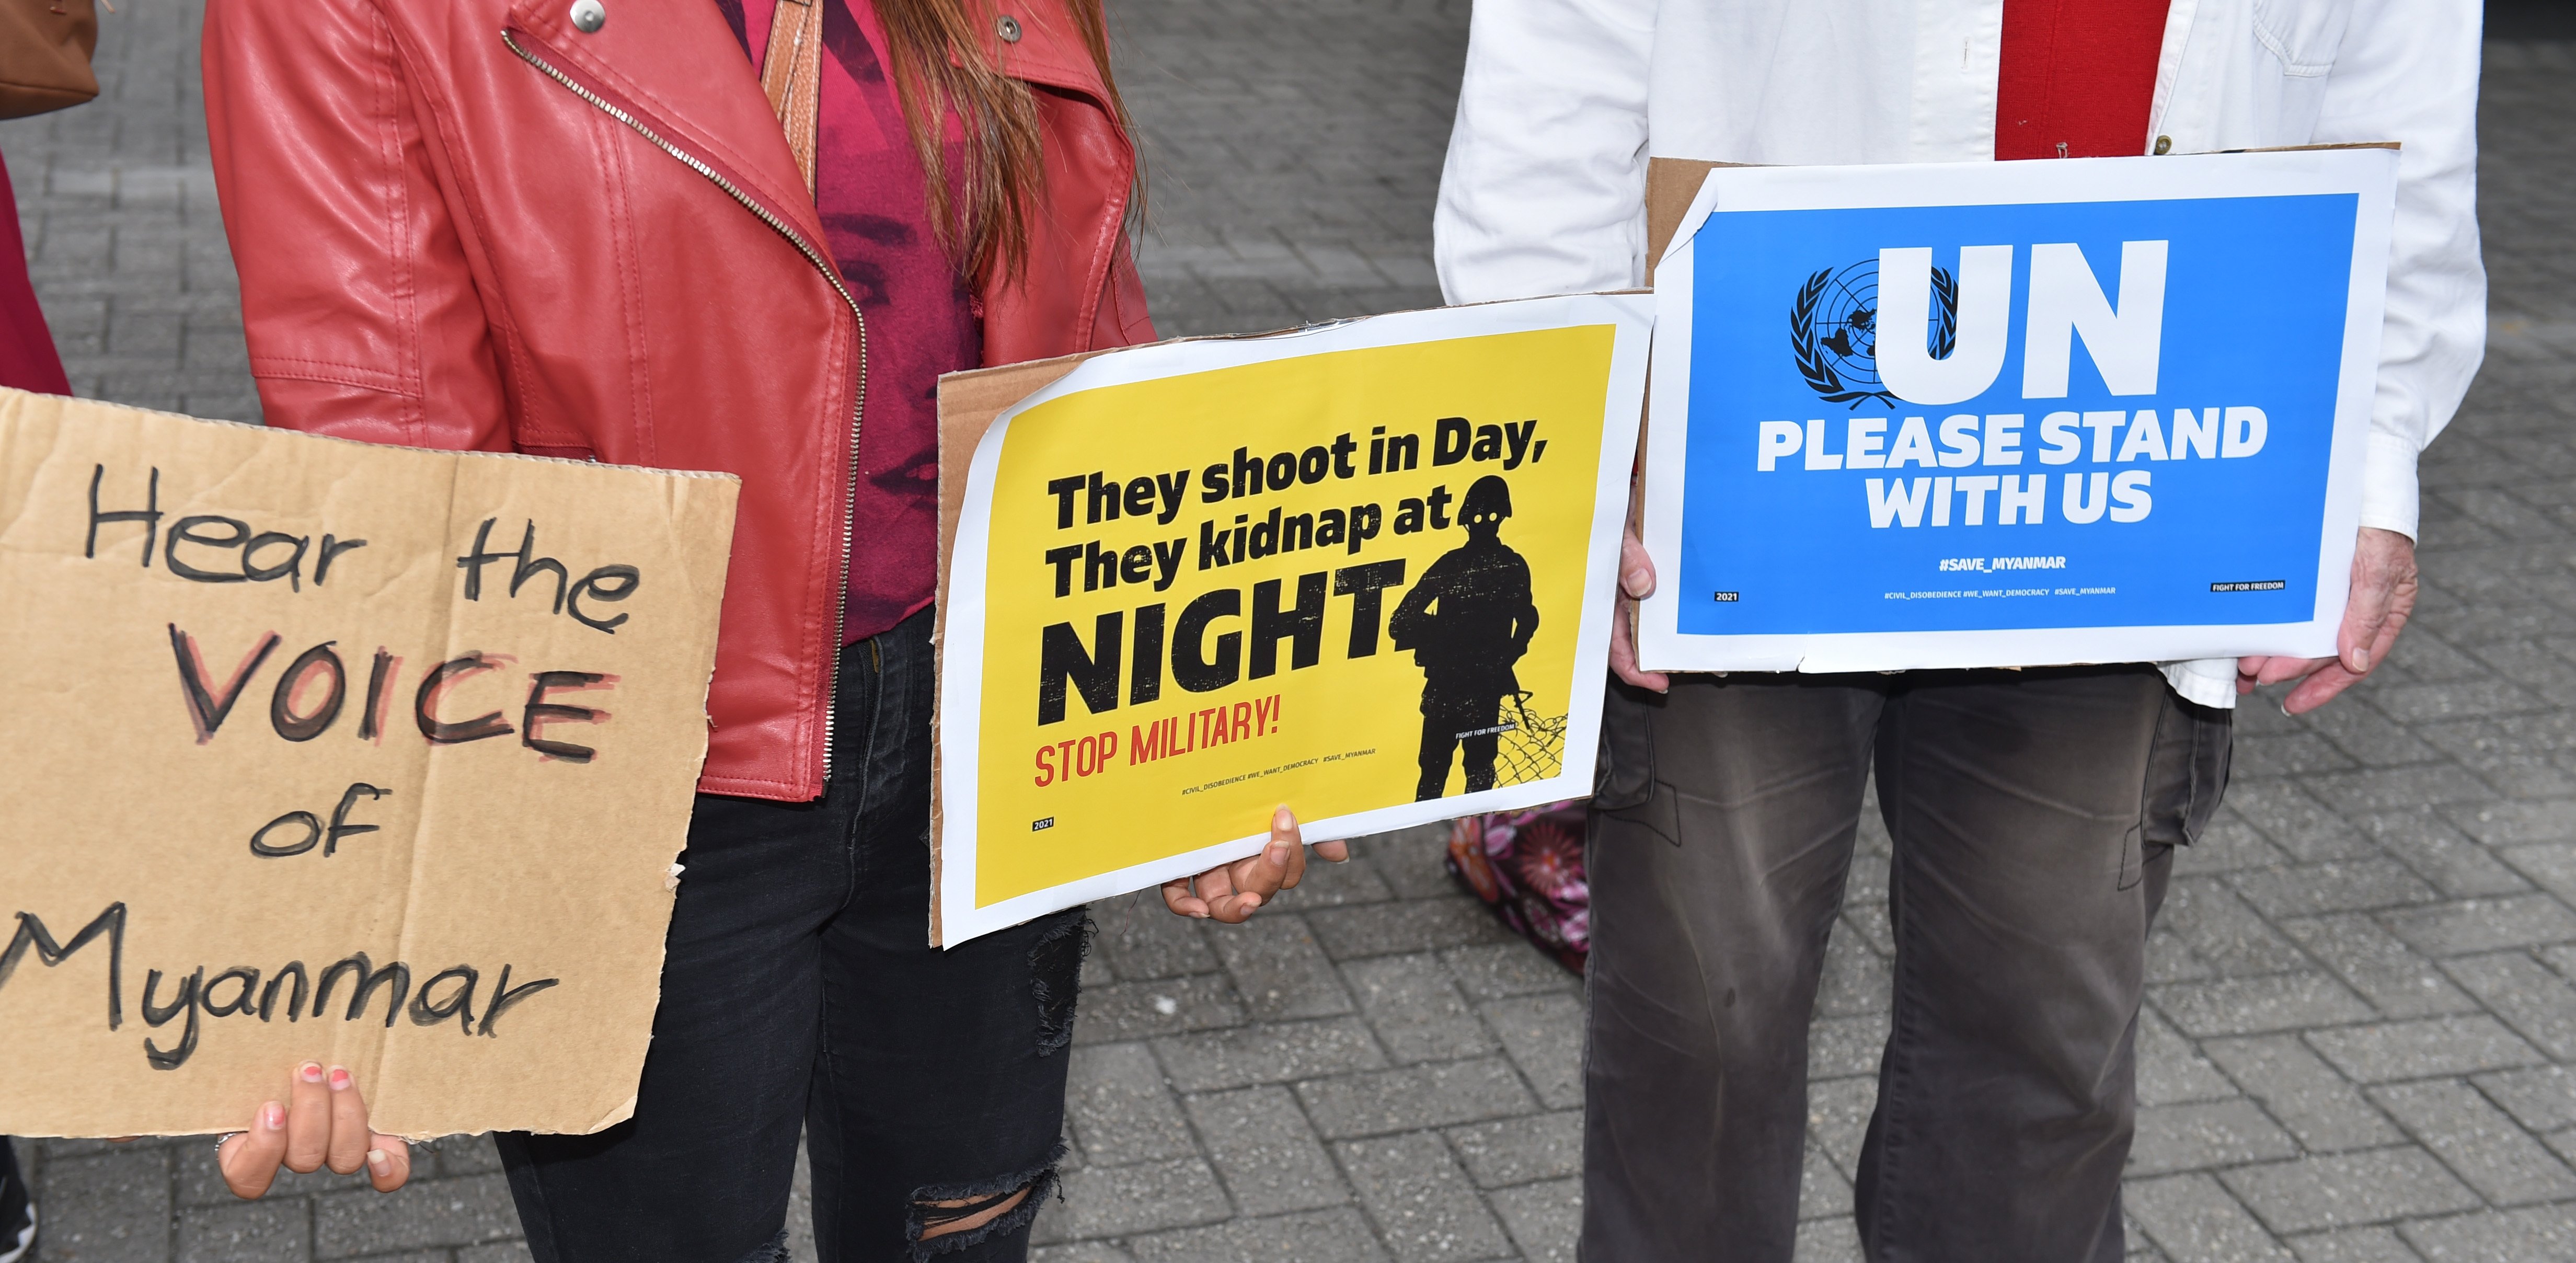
[1607,530,1666,694]
[215,1062,410,1198]
[2237,526,2419,713]
[1159,807,1350,923]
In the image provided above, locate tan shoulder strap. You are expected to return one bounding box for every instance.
[760,0,825,195]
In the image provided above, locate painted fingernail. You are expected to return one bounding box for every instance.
[1272,806,1294,832]
[262,1101,285,1131]
[366,1147,390,1172]
[328,1066,351,1090]
[299,1062,324,1084]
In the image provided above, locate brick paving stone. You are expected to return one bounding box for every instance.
[1804,1077,1882,1181]
[2233,862,2442,919]
[2470,1063,2576,1132]
[1152,1015,1387,1093]
[40,1146,173,1263]
[1476,995,1584,1111]
[2449,800,2576,847]
[2128,1099,2301,1176]
[1182,1086,1349,1216]
[2399,1204,2576,1262]
[1806,1012,1894,1082]
[2370,1080,2576,1205]
[2440,950,2576,1058]
[1067,1043,1199,1165]
[1444,1112,1582,1190]
[1040,1158,1232,1242]
[172,1201,304,1263]
[2503,841,2576,902]
[1296,1058,1537,1140]
[2221,1149,2482,1235]
[2155,971,2377,1037]
[1305,900,1519,961]
[2380,894,2576,957]
[2202,1035,2407,1153]
[1790,1216,1865,1263]
[2128,1173,2299,1263]
[1036,1247,1140,1263]
[2306,1014,2547,1082]
[1335,1134,1514,1263]
[1096,896,1223,980]
[309,1173,518,1258]
[1071,974,1249,1046]
[1437,945,1580,1002]
[1123,1207,1390,1263]
[2279,914,2483,1018]
[2223,782,2383,863]
[1342,953,1499,1064]
[1798,1146,1850,1222]
[1343,830,1459,902]
[2362,808,2539,898]
[1211,917,1355,1020]
[1485,1177,1579,1263]
[1814,927,1893,1017]
[2283,1226,2423,1263]
[2137,1007,2240,1106]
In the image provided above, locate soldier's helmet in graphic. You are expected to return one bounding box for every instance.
[1462,474,1512,524]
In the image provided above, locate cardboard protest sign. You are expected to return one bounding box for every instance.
[0,389,735,1139]
[1637,149,2396,672]
[934,296,1650,945]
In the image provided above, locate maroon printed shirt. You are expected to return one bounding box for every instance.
[721,0,981,643]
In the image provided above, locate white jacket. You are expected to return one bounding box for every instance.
[1434,0,2488,707]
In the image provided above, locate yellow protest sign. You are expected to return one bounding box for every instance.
[935,296,1649,944]
[0,389,735,1139]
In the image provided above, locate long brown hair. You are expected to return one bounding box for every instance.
[871,0,1134,282]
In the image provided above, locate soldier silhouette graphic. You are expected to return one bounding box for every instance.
[1389,474,1539,800]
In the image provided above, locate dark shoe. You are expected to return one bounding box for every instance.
[0,1140,33,1263]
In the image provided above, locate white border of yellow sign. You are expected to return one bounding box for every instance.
[938,295,1651,945]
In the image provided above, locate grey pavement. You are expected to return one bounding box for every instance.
[6,2,2575,1261]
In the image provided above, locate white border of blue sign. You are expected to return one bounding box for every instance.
[1637,151,2397,674]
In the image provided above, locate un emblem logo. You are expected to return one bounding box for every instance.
[1791,259,1958,408]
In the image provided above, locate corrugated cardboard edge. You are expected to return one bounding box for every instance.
[929,328,1335,946]
[932,351,1103,948]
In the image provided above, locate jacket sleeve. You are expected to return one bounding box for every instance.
[2314,0,2486,539]
[1433,0,1658,304]
[201,0,510,452]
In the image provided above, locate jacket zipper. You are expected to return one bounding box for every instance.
[503,30,866,785]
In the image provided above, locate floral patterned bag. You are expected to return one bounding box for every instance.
[1444,800,1590,975]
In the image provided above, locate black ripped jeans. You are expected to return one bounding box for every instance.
[498,608,1085,1263]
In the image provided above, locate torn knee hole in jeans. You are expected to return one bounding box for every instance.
[1030,914,1094,1055]
[907,1143,1065,1258]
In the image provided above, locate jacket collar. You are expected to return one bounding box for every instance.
[975,0,1112,105]
[504,0,832,249]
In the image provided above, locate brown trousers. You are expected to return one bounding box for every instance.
[1581,665,2230,1263]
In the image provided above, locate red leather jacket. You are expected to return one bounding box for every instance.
[203,0,1153,801]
